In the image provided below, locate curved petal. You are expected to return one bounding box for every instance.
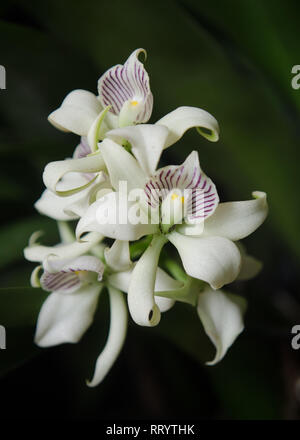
[156,106,219,148]
[48,89,102,135]
[43,152,105,196]
[155,296,175,313]
[100,138,147,191]
[35,284,102,347]
[238,254,262,281]
[35,173,93,221]
[168,231,241,289]
[76,191,158,241]
[107,125,169,176]
[128,235,167,327]
[203,192,268,241]
[197,287,246,365]
[87,286,127,387]
[104,240,131,272]
[87,106,110,152]
[98,48,153,124]
[24,231,103,263]
[30,265,42,287]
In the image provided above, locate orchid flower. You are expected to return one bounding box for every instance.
[44,48,219,197]
[76,139,268,330]
[24,223,184,386]
[48,49,153,151]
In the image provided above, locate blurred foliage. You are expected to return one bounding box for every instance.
[0,0,299,420]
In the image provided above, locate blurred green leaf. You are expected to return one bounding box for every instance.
[0,216,58,269]
[0,287,47,327]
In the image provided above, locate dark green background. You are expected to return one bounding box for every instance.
[0,0,299,420]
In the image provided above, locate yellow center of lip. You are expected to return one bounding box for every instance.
[131,100,138,106]
[171,193,184,203]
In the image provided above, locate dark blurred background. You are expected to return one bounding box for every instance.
[0,0,299,420]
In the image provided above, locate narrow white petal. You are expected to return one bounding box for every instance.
[30,265,42,287]
[99,138,147,191]
[156,106,219,148]
[48,89,102,135]
[168,231,241,289]
[203,191,268,241]
[104,240,131,272]
[35,284,102,347]
[197,287,246,365]
[24,232,103,263]
[87,286,127,387]
[43,152,105,196]
[154,296,175,313]
[107,125,169,176]
[76,191,158,241]
[86,106,110,152]
[128,235,167,327]
[35,173,92,221]
[238,254,262,281]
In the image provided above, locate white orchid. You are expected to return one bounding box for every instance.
[44,48,219,198]
[24,223,185,386]
[48,49,153,151]
[76,138,268,330]
[23,46,269,383]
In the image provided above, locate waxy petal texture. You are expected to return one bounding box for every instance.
[156,106,219,148]
[168,231,241,289]
[197,287,246,365]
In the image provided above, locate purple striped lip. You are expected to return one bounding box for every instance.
[98,49,153,123]
[144,153,219,223]
[40,256,104,294]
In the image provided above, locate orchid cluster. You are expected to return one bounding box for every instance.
[24,49,268,386]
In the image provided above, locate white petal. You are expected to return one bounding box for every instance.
[24,232,103,263]
[87,286,127,387]
[168,231,241,289]
[107,124,169,176]
[104,240,131,272]
[128,235,167,327]
[76,191,158,241]
[48,89,102,135]
[99,138,147,191]
[35,173,92,221]
[203,191,268,241]
[86,106,110,152]
[30,265,42,287]
[156,106,219,148]
[35,284,102,347]
[197,287,246,365]
[98,48,153,124]
[237,253,262,281]
[109,264,182,293]
[64,173,113,218]
[43,152,105,196]
[155,296,175,313]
